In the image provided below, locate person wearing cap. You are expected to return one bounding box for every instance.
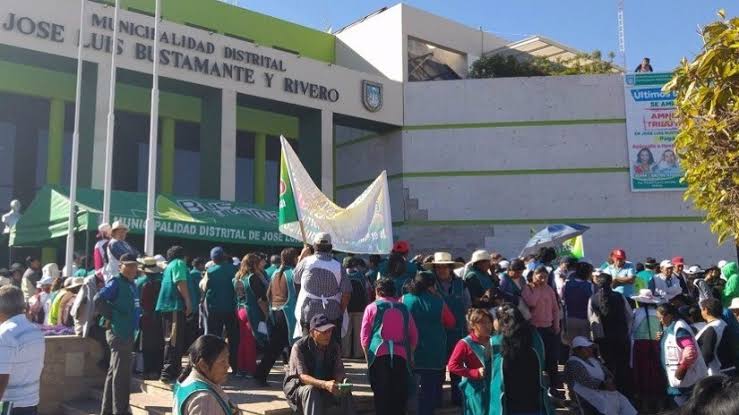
[464,250,496,307]
[104,221,140,282]
[564,336,637,415]
[600,249,636,299]
[402,272,456,415]
[670,256,690,293]
[93,222,112,280]
[562,262,595,345]
[156,246,193,384]
[649,260,684,301]
[423,252,469,407]
[696,297,736,377]
[629,289,667,412]
[293,232,352,345]
[499,258,530,318]
[26,274,53,324]
[136,257,165,379]
[655,303,708,405]
[48,276,83,326]
[202,246,239,374]
[20,256,41,301]
[254,248,301,387]
[265,254,281,281]
[361,277,417,415]
[0,285,46,415]
[283,313,356,415]
[58,277,85,327]
[94,252,142,415]
[721,261,739,308]
[342,256,371,359]
[377,240,419,296]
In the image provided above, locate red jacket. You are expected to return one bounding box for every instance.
[447,333,488,380]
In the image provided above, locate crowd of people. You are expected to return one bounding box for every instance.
[1,220,739,415]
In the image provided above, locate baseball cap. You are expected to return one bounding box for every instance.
[672,256,685,266]
[9,263,24,273]
[119,253,138,265]
[111,220,129,231]
[313,232,332,245]
[611,249,626,260]
[685,265,704,275]
[660,260,674,269]
[392,240,410,254]
[210,246,225,260]
[571,336,594,349]
[309,314,335,332]
[497,260,510,271]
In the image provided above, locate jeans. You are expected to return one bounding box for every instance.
[160,311,185,381]
[369,355,409,415]
[101,331,134,415]
[207,311,240,373]
[415,369,444,415]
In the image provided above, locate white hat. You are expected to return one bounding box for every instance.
[685,265,704,275]
[233,257,241,266]
[65,277,85,290]
[313,232,332,245]
[729,298,739,310]
[111,220,129,231]
[660,260,673,269]
[98,222,111,233]
[42,263,60,279]
[422,252,465,270]
[631,289,665,304]
[718,260,728,269]
[470,250,491,264]
[37,275,54,287]
[571,336,594,349]
[498,260,510,271]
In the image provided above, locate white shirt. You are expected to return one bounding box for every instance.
[0,314,45,407]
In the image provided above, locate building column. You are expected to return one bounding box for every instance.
[321,110,334,199]
[160,117,175,193]
[91,62,112,189]
[220,89,236,201]
[200,90,222,199]
[46,98,65,185]
[253,132,266,204]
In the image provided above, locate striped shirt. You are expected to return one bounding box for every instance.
[0,314,45,407]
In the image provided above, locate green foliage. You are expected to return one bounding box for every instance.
[469,50,618,79]
[664,10,739,244]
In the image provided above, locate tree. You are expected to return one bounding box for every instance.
[469,50,618,79]
[664,10,739,244]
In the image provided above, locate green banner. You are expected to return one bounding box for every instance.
[278,148,299,226]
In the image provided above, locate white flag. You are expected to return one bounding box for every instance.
[278,136,393,254]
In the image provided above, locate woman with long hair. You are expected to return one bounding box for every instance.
[173,334,237,415]
[402,272,456,415]
[656,303,708,406]
[633,147,655,175]
[233,253,269,376]
[587,272,633,397]
[491,303,553,415]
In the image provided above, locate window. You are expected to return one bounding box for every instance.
[407,37,467,81]
[173,121,201,197]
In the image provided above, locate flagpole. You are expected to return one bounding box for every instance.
[101,0,121,224]
[64,0,86,275]
[144,0,161,255]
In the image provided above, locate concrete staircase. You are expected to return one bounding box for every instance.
[403,187,428,222]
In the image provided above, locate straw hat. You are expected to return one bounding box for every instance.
[138,256,164,273]
[422,252,464,270]
[630,289,665,305]
[111,220,129,232]
[470,250,491,264]
[65,277,85,290]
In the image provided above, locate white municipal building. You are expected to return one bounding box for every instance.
[0,0,732,263]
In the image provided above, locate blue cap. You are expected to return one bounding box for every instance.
[210,247,225,260]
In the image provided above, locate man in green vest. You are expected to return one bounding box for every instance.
[265,254,281,281]
[156,246,192,384]
[424,252,469,407]
[94,253,142,415]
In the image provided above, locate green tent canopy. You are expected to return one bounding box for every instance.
[10,185,300,247]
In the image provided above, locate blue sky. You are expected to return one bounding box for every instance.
[235,0,729,72]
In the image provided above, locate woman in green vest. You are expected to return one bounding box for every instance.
[402,272,457,415]
[173,334,237,415]
[234,253,269,375]
[490,304,554,415]
[448,308,494,415]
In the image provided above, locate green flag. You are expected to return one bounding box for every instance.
[278,146,299,226]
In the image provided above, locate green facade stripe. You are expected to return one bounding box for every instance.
[335,168,628,191]
[236,107,299,138]
[403,118,627,131]
[116,84,202,122]
[46,98,65,185]
[394,216,704,227]
[100,0,335,63]
[160,118,176,193]
[254,133,267,204]
[0,60,75,101]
